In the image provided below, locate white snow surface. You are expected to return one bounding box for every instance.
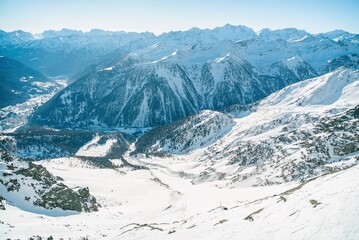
[76,135,116,157]
[261,68,359,108]
[1,157,358,239]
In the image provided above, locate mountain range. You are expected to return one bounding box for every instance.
[2,25,357,128]
[134,67,359,185]
[1,25,359,239]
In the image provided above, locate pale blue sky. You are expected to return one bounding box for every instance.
[1,0,358,34]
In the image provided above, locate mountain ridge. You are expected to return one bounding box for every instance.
[1,24,358,76]
[28,47,357,128]
[132,67,359,186]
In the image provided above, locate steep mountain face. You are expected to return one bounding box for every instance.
[3,25,358,129]
[0,56,59,108]
[268,56,318,83]
[29,60,202,128]
[134,68,359,186]
[325,54,359,72]
[29,54,311,129]
[199,56,265,110]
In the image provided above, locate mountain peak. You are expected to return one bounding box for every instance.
[257,27,309,41]
[42,28,83,38]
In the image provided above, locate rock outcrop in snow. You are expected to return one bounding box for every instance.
[0,148,100,214]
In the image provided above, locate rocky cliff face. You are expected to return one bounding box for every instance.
[28,51,331,129]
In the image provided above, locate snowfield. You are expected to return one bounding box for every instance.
[76,135,117,157]
[1,157,358,239]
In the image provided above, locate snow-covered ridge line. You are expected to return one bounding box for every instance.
[261,68,359,108]
[1,24,357,41]
[132,67,359,186]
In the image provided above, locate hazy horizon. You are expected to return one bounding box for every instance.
[1,23,357,36]
[1,0,359,35]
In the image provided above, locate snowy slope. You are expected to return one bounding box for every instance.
[135,110,235,154]
[261,68,359,107]
[76,135,115,157]
[0,149,99,216]
[134,68,359,185]
[1,25,359,239]
[1,156,358,239]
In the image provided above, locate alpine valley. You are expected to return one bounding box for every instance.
[0,25,358,240]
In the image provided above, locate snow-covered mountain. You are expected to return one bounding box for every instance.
[134,68,359,185]
[1,25,357,77]
[25,25,358,129]
[0,28,156,77]
[1,25,359,239]
[0,25,357,128]
[326,53,359,72]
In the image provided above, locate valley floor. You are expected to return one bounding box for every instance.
[1,157,358,240]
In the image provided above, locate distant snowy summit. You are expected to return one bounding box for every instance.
[0,25,358,76]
